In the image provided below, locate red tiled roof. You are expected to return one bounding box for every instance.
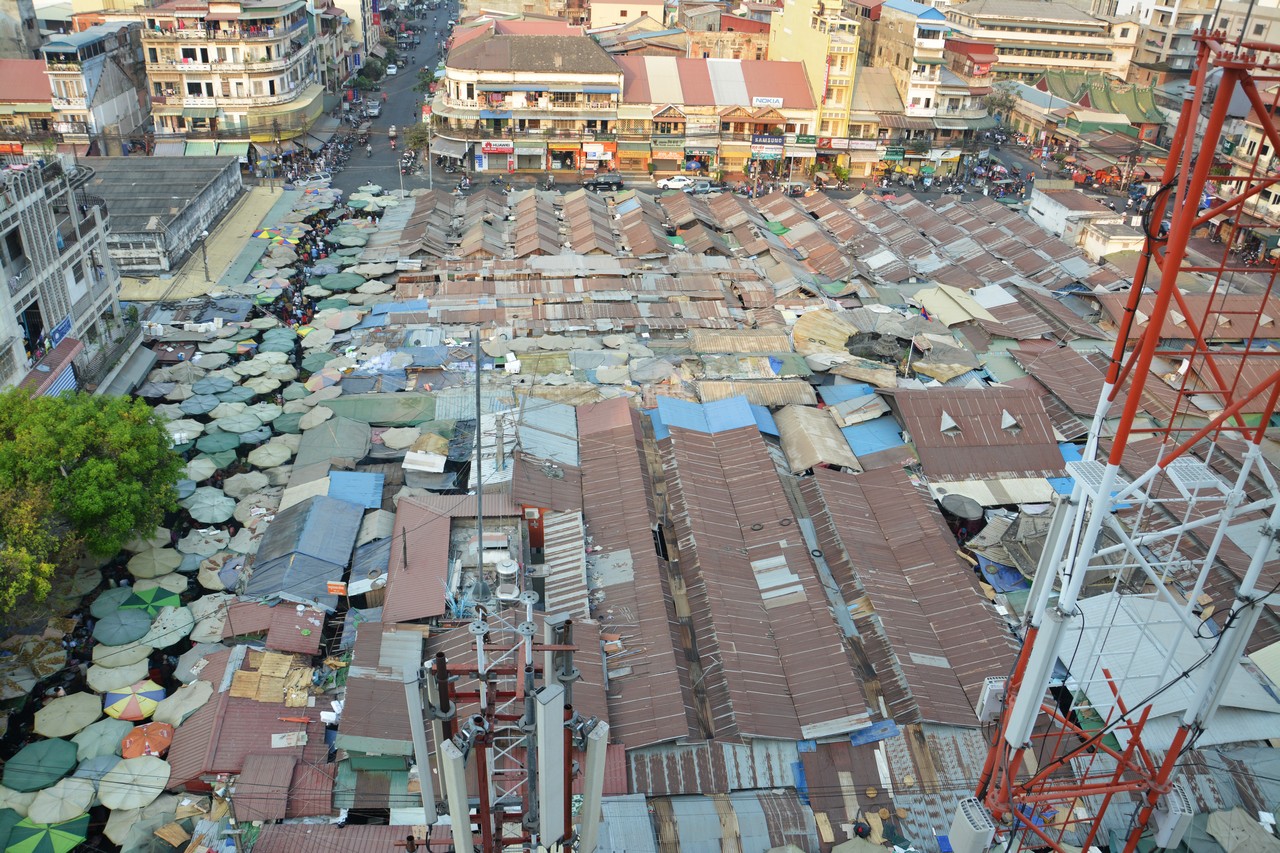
[890,387,1066,480]
[0,60,53,104]
[234,754,296,821]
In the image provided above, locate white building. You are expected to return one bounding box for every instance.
[42,22,150,155]
[589,0,664,28]
[1026,187,1123,242]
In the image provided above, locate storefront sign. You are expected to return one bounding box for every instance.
[848,139,878,150]
[687,121,719,137]
[751,134,784,146]
[786,146,817,158]
[817,137,848,150]
[652,137,686,149]
[50,316,71,347]
[515,145,544,155]
[481,140,514,154]
[884,146,905,161]
[751,148,782,160]
[475,153,487,170]
[795,134,817,145]
[685,147,717,156]
[751,96,784,108]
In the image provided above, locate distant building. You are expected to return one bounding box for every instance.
[677,3,721,32]
[0,58,54,140]
[0,158,122,392]
[769,0,860,143]
[872,0,948,119]
[687,17,768,59]
[41,22,149,156]
[589,0,664,28]
[1026,186,1122,241]
[0,0,41,60]
[593,15,687,56]
[430,20,623,172]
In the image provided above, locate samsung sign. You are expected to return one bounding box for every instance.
[751,96,784,108]
[751,134,784,146]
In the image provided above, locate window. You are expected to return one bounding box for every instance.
[1120,27,1129,37]
[147,47,157,62]
[1256,23,1266,36]
[619,8,627,15]
[1219,17,1229,28]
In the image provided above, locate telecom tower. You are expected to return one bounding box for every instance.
[408,595,611,853]
[954,31,1280,853]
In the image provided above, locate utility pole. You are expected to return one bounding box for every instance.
[198,229,210,281]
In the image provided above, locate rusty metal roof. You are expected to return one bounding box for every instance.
[802,466,1018,726]
[234,754,297,822]
[890,387,1066,480]
[628,740,799,797]
[661,424,869,739]
[286,761,336,818]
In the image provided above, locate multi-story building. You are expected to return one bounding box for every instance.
[0,0,41,60]
[873,0,948,119]
[588,0,664,28]
[594,16,688,56]
[139,0,343,157]
[615,55,817,176]
[42,22,150,157]
[0,58,54,142]
[430,20,623,171]
[1124,0,1209,84]
[686,13,769,59]
[945,0,1139,81]
[769,0,860,143]
[0,158,122,391]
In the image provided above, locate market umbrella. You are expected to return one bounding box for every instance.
[197,338,234,354]
[140,607,194,649]
[71,718,133,761]
[127,548,181,579]
[319,272,365,292]
[161,384,192,402]
[209,401,247,419]
[194,432,239,454]
[258,338,295,354]
[176,528,230,557]
[200,449,238,471]
[242,376,281,395]
[0,790,34,820]
[197,353,231,369]
[5,814,89,853]
[103,681,166,722]
[175,479,197,500]
[304,367,342,391]
[98,757,169,811]
[91,640,153,669]
[324,310,363,330]
[163,420,204,445]
[119,587,181,618]
[315,297,348,310]
[90,587,133,620]
[24,779,93,826]
[191,376,233,395]
[1207,808,1280,852]
[182,488,234,524]
[93,610,153,646]
[153,681,214,729]
[184,457,217,483]
[11,639,65,681]
[0,664,36,702]
[246,443,291,468]
[217,385,256,403]
[71,755,120,787]
[222,472,268,498]
[177,395,219,416]
[0,809,16,850]
[246,402,283,422]
[132,574,188,595]
[301,351,337,372]
[263,364,297,382]
[2,740,77,792]
[273,412,303,434]
[214,413,263,435]
[123,527,170,553]
[134,382,174,399]
[120,723,174,759]
[32,694,101,738]
[238,426,272,446]
[86,660,148,694]
[299,407,333,430]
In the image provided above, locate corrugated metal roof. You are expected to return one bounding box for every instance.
[286,761,336,818]
[234,754,296,821]
[381,500,453,624]
[653,395,756,436]
[247,495,362,610]
[652,791,817,853]
[540,510,590,620]
[517,398,580,466]
[598,794,660,853]
[697,379,819,407]
[773,404,863,473]
[628,740,798,796]
[326,470,386,510]
[264,604,325,655]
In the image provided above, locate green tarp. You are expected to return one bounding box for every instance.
[317,393,437,426]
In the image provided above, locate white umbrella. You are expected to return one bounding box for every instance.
[184,457,217,483]
[0,784,36,817]
[209,401,248,419]
[197,352,231,369]
[176,528,231,557]
[298,407,334,430]
[246,402,284,422]
[300,327,335,349]
[99,756,170,810]
[87,660,150,694]
[246,443,291,468]
[104,805,144,845]
[26,777,95,824]
[127,548,181,579]
[243,376,282,395]
[72,717,134,761]
[33,692,102,737]
[233,359,270,376]
[153,680,214,726]
[164,419,205,444]
[223,472,269,498]
[91,640,154,669]
[141,606,195,649]
[132,574,188,595]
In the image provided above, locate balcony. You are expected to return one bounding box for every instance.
[153,86,315,109]
[151,51,307,73]
[75,322,141,390]
[436,95,616,115]
[52,96,87,110]
[935,105,990,119]
[45,62,81,72]
[435,124,616,141]
[6,261,32,297]
[142,20,307,43]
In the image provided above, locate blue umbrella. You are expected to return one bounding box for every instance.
[174,479,196,500]
[238,426,273,445]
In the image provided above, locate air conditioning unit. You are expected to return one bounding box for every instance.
[949,798,997,853]
[976,677,1007,723]
[1152,778,1195,848]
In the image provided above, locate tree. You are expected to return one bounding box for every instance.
[404,123,431,151]
[984,83,1018,124]
[0,390,182,604]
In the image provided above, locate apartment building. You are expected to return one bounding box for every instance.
[139,0,343,156]
[42,22,150,156]
[945,0,1139,81]
[0,158,122,391]
[0,58,54,140]
[0,0,41,60]
[588,0,664,28]
[430,20,623,171]
[873,0,948,118]
[770,0,861,141]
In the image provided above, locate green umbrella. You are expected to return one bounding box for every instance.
[273,412,303,434]
[315,298,349,310]
[119,587,181,618]
[90,587,133,620]
[93,610,152,646]
[263,327,297,341]
[2,741,77,792]
[71,718,133,762]
[254,291,282,305]
[126,548,181,579]
[195,432,239,454]
[202,450,238,470]
[258,339,295,354]
[183,488,234,524]
[191,376,233,395]
[216,386,256,404]
[0,808,20,851]
[281,383,309,400]
[320,272,364,291]
[177,394,219,416]
[5,814,89,853]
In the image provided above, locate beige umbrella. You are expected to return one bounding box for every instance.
[223,472,268,499]
[33,692,101,737]
[13,637,67,680]
[184,457,217,483]
[300,327,335,349]
[233,491,281,523]
[0,785,36,817]
[140,607,194,649]
[1207,808,1280,852]
[26,777,95,824]
[243,375,281,395]
[87,660,149,694]
[99,756,170,810]
[104,805,144,845]
[247,443,291,468]
[232,359,270,377]
[153,681,214,727]
[188,610,227,645]
[246,402,284,422]
[123,527,170,553]
[0,663,38,701]
[176,528,230,557]
[162,383,193,402]
[209,401,247,419]
[302,386,342,406]
[132,574,188,595]
[92,639,154,668]
[72,717,134,761]
[254,351,290,365]
[298,407,334,430]
[128,548,181,579]
[187,593,232,622]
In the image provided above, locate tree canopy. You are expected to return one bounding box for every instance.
[0,390,182,607]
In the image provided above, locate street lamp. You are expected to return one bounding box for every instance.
[198,230,210,281]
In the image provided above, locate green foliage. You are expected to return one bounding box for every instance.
[404,123,432,151]
[0,485,61,610]
[0,390,182,580]
[984,82,1018,120]
[833,165,850,182]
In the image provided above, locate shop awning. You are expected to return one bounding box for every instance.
[183,107,218,119]
[370,44,387,58]
[204,11,240,20]
[153,140,185,157]
[185,140,217,156]
[308,115,340,146]
[933,118,968,130]
[277,139,299,155]
[100,344,158,397]
[217,141,249,156]
[878,114,934,130]
[0,106,15,115]
[430,137,468,159]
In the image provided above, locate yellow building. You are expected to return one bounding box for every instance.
[769,0,860,142]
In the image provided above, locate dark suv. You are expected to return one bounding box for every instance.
[583,174,624,193]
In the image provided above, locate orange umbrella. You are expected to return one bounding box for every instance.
[119,721,174,758]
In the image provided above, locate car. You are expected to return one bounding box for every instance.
[683,180,713,195]
[583,174,624,193]
[293,172,332,190]
[365,102,382,117]
[386,64,398,75]
[413,36,421,44]
[656,175,694,190]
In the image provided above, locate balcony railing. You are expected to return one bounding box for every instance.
[153,84,317,108]
[435,124,616,141]
[75,322,141,390]
[142,19,307,42]
[437,95,615,113]
[151,51,307,72]
[6,262,32,297]
[52,96,87,110]
[936,106,990,119]
[45,62,81,72]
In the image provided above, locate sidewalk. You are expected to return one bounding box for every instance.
[120,185,294,303]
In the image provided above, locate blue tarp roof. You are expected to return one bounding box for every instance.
[197,297,254,324]
[397,346,450,368]
[373,298,430,315]
[817,383,875,405]
[841,416,906,457]
[350,539,392,587]
[650,396,756,438]
[751,404,779,436]
[246,495,362,609]
[328,471,385,509]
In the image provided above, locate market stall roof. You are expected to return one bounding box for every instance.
[244,495,362,610]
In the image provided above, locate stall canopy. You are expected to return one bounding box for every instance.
[244,495,361,610]
[430,138,468,160]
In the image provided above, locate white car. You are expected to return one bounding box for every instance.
[656,175,694,190]
[386,64,398,75]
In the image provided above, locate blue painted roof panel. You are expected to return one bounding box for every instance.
[840,416,906,456]
[328,471,386,509]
